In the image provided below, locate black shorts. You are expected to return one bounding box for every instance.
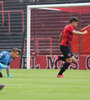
[0,72,3,77]
[60,45,73,59]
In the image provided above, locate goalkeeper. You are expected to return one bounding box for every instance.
[0,48,21,78]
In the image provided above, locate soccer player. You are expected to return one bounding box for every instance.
[0,48,21,78]
[56,17,87,78]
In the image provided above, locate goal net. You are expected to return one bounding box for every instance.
[27,3,90,69]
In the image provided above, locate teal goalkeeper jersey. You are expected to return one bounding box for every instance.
[0,51,12,65]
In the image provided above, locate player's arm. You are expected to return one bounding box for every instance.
[6,65,12,77]
[6,62,13,78]
[59,32,63,43]
[72,30,88,35]
[0,63,8,69]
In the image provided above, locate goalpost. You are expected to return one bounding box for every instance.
[27,3,90,69]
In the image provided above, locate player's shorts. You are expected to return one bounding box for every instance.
[60,45,73,59]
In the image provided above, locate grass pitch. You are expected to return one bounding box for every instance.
[0,69,90,100]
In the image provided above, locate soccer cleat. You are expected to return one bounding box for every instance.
[55,55,66,62]
[55,56,58,61]
[57,74,64,78]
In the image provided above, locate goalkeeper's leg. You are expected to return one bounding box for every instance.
[0,72,3,78]
[6,67,13,78]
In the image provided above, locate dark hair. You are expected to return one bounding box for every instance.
[70,17,78,23]
[12,48,21,55]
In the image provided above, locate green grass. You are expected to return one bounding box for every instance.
[0,69,90,100]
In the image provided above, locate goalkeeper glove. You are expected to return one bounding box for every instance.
[7,73,13,78]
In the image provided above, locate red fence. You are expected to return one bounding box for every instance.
[36,38,52,55]
[81,25,90,54]
[0,1,4,26]
[0,10,24,33]
[72,25,90,54]
[24,38,52,55]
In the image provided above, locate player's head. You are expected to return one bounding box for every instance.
[10,48,21,59]
[70,17,78,27]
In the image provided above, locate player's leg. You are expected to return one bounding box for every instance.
[57,61,70,77]
[0,72,3,78]
[66,57,73,63]
[56,55,76,65]
[56,45,66,61]
[55,46,66,65]
[57,45,73,77]
[55,55,66,61]
[55,55,66,66]
[72,56,76,63]
[58,56,66,61]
